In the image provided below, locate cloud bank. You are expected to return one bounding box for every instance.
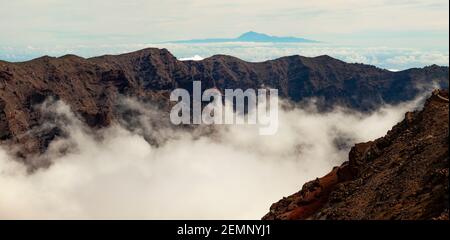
[2,43,447,71]
[0,96,425,219]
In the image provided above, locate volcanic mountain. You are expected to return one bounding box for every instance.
[167,31,318,43]
[263,89,449,220]
[0,48,448,164]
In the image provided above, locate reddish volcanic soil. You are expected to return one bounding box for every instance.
[0,49,449,219]
[263,89,449,220]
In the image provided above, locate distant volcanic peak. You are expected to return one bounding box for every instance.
[237,31,273,41]
[237,31,318,43]
[166,31,318,44]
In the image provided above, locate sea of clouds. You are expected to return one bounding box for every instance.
[1,42,448,70]
[0,93,427,219]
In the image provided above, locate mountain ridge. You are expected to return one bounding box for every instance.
[0,48,448,166]
[263,89,449,220]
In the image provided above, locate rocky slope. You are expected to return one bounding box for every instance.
[0,48,448,163]
[263,89,449,220]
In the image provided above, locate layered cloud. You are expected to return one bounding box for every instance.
[0,94,427,219]
[2,43,447,70]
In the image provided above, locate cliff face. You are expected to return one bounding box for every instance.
[0,48,448,163]
[263,90,449,220]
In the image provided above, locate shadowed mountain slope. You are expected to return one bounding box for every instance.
[263,90,449,220]
[0,48,448,163]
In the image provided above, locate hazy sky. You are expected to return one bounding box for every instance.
[0,0,448,47]
[0,0,448,67]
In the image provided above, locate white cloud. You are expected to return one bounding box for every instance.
[2,43,448,70]
[178,55,204,61]
[152,43,449,70]
[0,95,425,219]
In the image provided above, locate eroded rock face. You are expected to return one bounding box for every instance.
[263,90,449,220]
[0,48,448,164]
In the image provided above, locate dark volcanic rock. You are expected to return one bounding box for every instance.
[0,48,448,162]
[263,89,449,220]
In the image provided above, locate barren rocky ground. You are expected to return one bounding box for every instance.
[263,90,449,220]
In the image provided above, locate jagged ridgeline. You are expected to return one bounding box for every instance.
[0,48,448,159]
[263,90,449,220]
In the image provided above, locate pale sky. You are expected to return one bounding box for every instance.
[1,0,448,45]
[0,0,448,66]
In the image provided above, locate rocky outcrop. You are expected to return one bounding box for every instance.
[0,48,448,164]
[263,89,449,220]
